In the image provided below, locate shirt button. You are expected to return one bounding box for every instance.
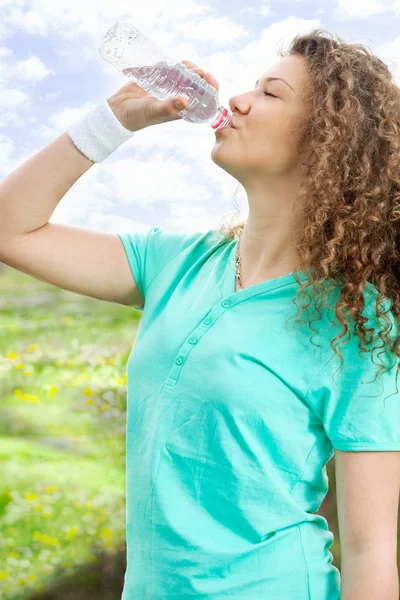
[221,300,230,308]
[188,337,197,344]
[204,318,212,325]
[175,357,184,365]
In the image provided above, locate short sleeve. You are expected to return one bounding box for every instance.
[305,293,400,451]
[116,226,210,310]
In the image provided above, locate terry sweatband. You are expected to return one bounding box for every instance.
[67,98,135,163]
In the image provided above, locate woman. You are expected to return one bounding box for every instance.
[0,28,399,600]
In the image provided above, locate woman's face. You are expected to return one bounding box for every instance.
[211,54,310,186]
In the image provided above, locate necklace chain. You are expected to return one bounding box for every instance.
[235,237,244,290]
[235,236,293,291]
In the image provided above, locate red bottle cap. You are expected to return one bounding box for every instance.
[211,107,229,130]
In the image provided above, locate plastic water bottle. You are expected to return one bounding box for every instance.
[98,22,233,131]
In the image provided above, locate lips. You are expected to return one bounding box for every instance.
[221,122,236,130]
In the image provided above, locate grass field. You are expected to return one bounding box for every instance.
[0,263,140,599]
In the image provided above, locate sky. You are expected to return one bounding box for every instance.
[1,0,400,237]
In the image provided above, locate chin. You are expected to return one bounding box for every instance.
[211,144,233,166]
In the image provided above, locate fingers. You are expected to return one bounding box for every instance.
[204,72,219,92]
[181,59,198,69]
[181,60,219,92]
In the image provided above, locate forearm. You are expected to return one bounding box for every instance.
[0,131,94,238]
[340,554,399,600]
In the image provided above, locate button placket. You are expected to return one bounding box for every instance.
[163,302,233,387]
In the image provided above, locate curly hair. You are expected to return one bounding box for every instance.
[214,28,400,403]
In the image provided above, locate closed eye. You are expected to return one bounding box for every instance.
[264,91,277,98]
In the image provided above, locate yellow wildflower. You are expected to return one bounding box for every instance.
[40,534,59,546]
[100,527,112,538]
[66,526,79,540]
[48,385,59,398]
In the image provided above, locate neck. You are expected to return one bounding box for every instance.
[235,236,294,292]
[240,173,306,275]
[237,222,299,283]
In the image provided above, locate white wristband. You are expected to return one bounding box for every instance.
[67,98,135,163]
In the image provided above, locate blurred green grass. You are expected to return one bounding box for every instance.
[0,263,140,599]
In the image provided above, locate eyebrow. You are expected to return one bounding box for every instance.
[255,77,295,93]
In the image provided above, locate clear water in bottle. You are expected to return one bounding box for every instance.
[99,22,232,131]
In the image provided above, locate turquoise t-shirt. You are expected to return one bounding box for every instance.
[116,226,400,600]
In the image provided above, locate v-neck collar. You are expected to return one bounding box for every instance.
[222,237,311,302]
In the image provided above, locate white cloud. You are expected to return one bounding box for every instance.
[0,0,24,7]
[0,45,13,57]
[239,3,272,17]
[0,84,31,109]
[4,7,48,36]
[11,55,54,82]
[260,4,273,17]
[334,0,390,20]
[41,90,61,104]
[46,102,99,132]
[175,15,249,46]
[374,35,400,83]
[0,132,16,167]
[0,111,36,129]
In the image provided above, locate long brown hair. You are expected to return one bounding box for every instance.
[215,29,400,401]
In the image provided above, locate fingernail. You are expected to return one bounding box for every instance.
[175,101,185,110]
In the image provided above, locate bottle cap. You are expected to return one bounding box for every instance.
[211,107,230,130]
